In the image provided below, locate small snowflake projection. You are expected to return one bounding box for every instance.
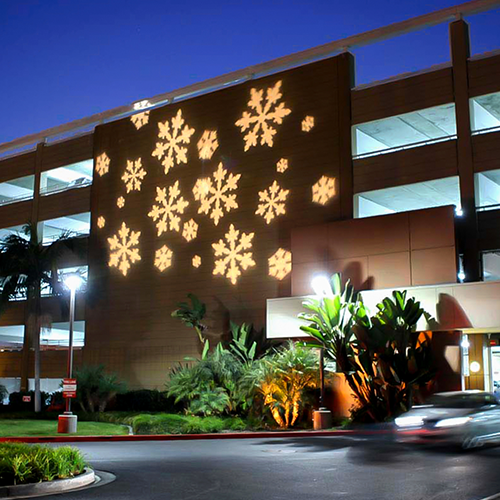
[235,80,291,151]
[130,111,150,130]
[97,216,106,229]
[276,158,288,173]
[117,196,125,209]
[312,176,336,205]
[122,158,147,193]
[148,180,189,236]
[255,180,290,224]
[182,219,199,242]
[108,222,141,276]
[152,109,195,175]
[197,130,219,160]
[96,153,110,176]
[193,162,241,226]
[192,255,202,268]
[154,245,173,272]
[212,224,255,285]
[268,248,292,280]
[302,116,315,132]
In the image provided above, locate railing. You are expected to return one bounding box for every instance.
[477,203,500,212]
[39,178,92,197]
[471,125,500,136]
[352,134,457,160]
[0,192,34,207]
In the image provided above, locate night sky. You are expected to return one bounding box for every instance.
[1,0,500,145]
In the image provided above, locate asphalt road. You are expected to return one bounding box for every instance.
[44,436,500,500]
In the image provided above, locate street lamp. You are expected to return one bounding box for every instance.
[57,273,83,434]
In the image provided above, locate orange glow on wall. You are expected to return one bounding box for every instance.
[192,255,202,268]
[117,196,125,208]
[154,245,173,272]
[182,219,198,242]
[312,176,336,205]
[148,180,189,235]
[301,116,315,132]
[197,130,219,160]
[235,80,291,151]
[276,158,288,173]
[108,222,141,276]
[268,248,292,280]
[255,180,289,224]
[97,216,106,229]
[212,224,255,285]
[122,158,147,193]
[130,111,150,130]
[152,109,195,175]
[193,162,240,226]
[96,153,110,176]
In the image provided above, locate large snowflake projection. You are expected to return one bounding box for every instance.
[255,180,290,224]
[193,163,241,226]
[197,130,219,160]
[130,112,150,130]
[312,176,336,205]
[152,109,195,175]
[122,159,147,193]
[182,219,199,242]
[97,216,106,229]
[117,196,125,209]
[108,222,141,276]
[96,153,110,176]
[154,245,173,272]
[148,181,189,236]
[235,80,291,151]
[212,224,255,285]
[192,255,202,268]
[268,248,292,280]
[302,115,315,132]
[276,158,288,173]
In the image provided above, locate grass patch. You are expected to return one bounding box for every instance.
[0,420,128,437]
[0,443,87,485]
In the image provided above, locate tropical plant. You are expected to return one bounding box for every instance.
[188,387,231,416]
[249,342,319,429]
[0,223,84,412]
[171,293,209,355]
[74,365,126,413]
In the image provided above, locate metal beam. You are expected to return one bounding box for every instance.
[1,0,500,157]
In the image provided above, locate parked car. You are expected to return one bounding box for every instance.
[394,391,500,449]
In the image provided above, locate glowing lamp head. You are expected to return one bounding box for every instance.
[458,271,466,282]
[311,275,332,298]
[461,337,470,349]
[455,207,463,217]
[64,273,84,292]
[470,361,481,373]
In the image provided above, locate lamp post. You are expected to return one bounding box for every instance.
[57,273,83,434]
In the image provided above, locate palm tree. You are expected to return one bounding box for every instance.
[0,223,84,412]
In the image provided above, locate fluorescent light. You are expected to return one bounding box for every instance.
[435,417,471,428]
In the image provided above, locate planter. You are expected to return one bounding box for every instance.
[0,468,94,499]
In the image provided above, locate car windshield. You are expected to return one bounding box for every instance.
[424,393,499,409]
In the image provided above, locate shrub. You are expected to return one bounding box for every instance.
[113,389,178,412]
[0,385,7,405]
[8,391,50,411]
[0,443,87,486]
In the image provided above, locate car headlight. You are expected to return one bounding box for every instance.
[434,417,472,428]
[394,416,424,428]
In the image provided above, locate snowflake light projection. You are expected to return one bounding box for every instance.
[276,158,288,173]
[197,130,219,160]
[212,224,255,285]
[193,162,241,226]
[302,116,315,132]
[96,153,110,176]
[152,109,195,175]
[268,248,292,280]
[255,180,290,224]
[235,80,291,151]
[130,111,150,130]
[122,159,147,193]
[154,245,173,272]
[312,176,336,205]
[97,216,106,229]
[192,255,202,268]
[108,222,141,276]
[182,219,198,242]
[148,180,189,236]
[117,196,125,209]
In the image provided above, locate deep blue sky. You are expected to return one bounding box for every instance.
[1,0,500,145]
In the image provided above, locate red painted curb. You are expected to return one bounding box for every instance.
[0,429,389,444]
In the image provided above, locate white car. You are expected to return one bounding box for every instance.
[394,391,500,449]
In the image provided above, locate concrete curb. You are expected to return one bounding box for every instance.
[0,429,389,444]
[0,468,95,499]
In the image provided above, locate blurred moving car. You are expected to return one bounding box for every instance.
[394,391,500,449]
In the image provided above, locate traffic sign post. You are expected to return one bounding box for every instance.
[62,378,77,399]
